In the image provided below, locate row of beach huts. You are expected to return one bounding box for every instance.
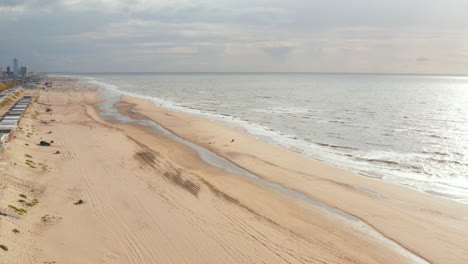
[0,92,33,149]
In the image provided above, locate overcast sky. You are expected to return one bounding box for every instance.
[1,0,467,74]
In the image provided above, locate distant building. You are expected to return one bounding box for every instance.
[6,66,12,78]
[13,58,18,77]
[20,66,27,77]
[0,67,3,79]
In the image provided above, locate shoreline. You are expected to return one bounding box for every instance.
[114,93,468,263]
[0,76,467,263]
[82,75,468,205]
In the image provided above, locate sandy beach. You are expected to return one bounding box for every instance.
[0,76,467,264]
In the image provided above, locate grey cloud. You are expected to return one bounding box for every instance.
[416,57,430,63]
[260,44,296,62]
[0,0,21,6]
[1,0,467,74]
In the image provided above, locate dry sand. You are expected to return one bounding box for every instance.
[0,77,467,263]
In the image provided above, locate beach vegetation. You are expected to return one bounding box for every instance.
[18,199,25,203]
[34,110,40,116]
[41,214,62,223]
[0,98,12,109]
[0,244,8,251]
[26,199,39,207]
[25,160,37,168]
[38,163,49,172]
[19,194,27,199]
[24,154,32,158]
[8,205,27,215]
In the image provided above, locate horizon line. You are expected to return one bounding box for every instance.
[43,71,468,77]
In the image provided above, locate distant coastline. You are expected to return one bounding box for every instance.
[46,71,468,77]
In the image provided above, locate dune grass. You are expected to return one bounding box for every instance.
[8,205,27,215]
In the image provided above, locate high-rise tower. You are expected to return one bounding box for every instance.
[13,58,18,77]
[13,58,19,77]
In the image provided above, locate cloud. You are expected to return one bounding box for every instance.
[1,0,468,73]
[416,57,430,63]
[257,42,296,61]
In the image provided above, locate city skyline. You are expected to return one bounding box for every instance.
[0,58,28,78]
[1,0,468,75]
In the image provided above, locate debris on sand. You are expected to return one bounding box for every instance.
[39,141,51,146]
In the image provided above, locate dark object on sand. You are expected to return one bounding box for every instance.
[231,138,235,143]
[54,151,60,154]
[50,140,54,143]
[39,141,51,146]
[47,131,52,134]
[0,212,20,219]
[74,199,84,205]
[46,108,52,112]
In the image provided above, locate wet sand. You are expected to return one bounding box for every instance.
[0,77,467,263]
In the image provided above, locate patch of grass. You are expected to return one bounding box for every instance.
[0,244,8,251]
[18,199,25,203]
[25,160,37,169]
[34,110,40,116]
[38,163,49,172]
[19,194,27,199]
[12,229,20,234]
[41,214,62,223]
[26,199,39,207]
[8,205,27,215]
[24,154,32,158]
[0,98,12,109]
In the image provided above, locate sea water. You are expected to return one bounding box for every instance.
[71,73,468,203]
